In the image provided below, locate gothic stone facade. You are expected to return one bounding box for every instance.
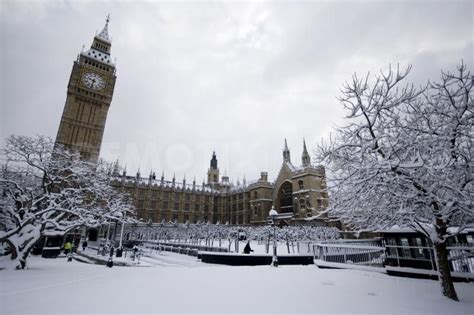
[112,140,329,225]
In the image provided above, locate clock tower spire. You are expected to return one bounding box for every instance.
[55,15,116,161]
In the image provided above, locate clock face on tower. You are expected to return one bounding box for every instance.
[81,72,106,91]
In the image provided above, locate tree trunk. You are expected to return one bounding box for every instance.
[18,247,31,269]
[433,241,459,301]
[7,240,28,270]
[6,224,42,270]
[5,239,18,260]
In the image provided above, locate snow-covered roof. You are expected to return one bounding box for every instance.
[381,224,474,234]
[81,48,113,66]
[447,225,474,234]
[285,161,297,172]
[291,165,326,179]
[382,225,418,233]
[247,180,273,190]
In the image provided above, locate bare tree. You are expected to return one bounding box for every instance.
[0,135,135,269]
[317,64,473,301]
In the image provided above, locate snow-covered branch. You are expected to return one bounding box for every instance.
[315,63,473,301]
[0,135,135,269]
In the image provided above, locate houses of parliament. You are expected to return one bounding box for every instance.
[55,17,330,226]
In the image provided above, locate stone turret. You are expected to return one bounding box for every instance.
[207,151,220,187]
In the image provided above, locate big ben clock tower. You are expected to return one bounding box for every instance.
[55,16,116,161]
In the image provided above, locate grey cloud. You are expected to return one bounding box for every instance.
[1,0,472,183]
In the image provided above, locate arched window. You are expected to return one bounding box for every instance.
[278,182,293,213]
[298,180,304,190]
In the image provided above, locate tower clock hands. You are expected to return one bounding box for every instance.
[82,72,105,91]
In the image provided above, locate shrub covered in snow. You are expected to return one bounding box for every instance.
[140,222,340,242]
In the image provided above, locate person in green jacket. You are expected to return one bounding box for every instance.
[64,241,72,255]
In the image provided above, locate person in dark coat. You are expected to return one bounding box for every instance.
[243,241,254,254]
[82,240,88,251]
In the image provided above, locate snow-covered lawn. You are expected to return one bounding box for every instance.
[1,253,473,314]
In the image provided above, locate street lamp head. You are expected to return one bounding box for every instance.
[269,206,278,218]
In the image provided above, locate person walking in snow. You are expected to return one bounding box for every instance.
[243,241,253,254]
[63,241,72,255]
[82,240,88,251]
[109,246,115,257]
[132,245,139,261]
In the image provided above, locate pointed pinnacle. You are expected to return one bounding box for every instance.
[303,138,308,153]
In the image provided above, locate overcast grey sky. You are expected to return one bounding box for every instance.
[1,0,472,183]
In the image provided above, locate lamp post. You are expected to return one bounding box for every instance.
[106,220,111,245]
[119,220,125,248]
[269,206,278,267]
[116,215,125,258]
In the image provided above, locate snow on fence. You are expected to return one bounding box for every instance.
[319,238,383,247]
[385,243,474,274]
[313,239,474,278]
[447,245,474,273]
[314,242,385,267]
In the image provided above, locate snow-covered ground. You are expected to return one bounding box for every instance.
[1,253,473,314]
